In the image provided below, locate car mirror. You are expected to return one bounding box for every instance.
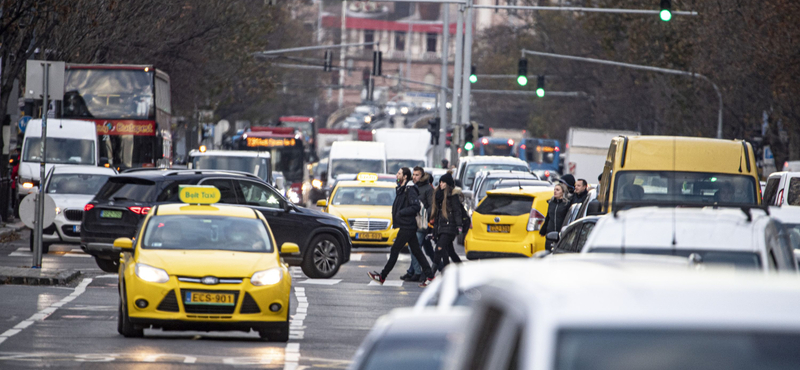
[99,156,109,165]
[280,242,300,255]
[283,201,293,212]
[113,237,134,251]
[546,231,560,242]
[462,190,474,199]
[533,250,551,258]
[586,199,603,216]
[316,199,328,207]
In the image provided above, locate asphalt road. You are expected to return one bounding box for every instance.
[0,230,456,369]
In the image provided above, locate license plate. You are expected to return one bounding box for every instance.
[100,210,122,219]
[356,232,382,240]
[185,292,235,305]
[487,225,510,233]
[73,225,81,233]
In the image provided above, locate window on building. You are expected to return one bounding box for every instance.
[426,33,437,53]
[395,31,406,51]
[364,30,375,50]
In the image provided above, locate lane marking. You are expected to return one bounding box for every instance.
[385,253,411,261]
[285,286,305,370]
[369,280,403,287]
[349,254,363,261]
[0,278,93,346]
[296,279,341,285]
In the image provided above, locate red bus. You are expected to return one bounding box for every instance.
[237,127,308,203]
[276,116,316,162]
[60,64,172,170]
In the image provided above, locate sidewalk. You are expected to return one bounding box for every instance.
[0,220,83,286]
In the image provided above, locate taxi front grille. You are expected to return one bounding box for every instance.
[348,218,390,231]
[239,292,261,314]
[157,290,180,312]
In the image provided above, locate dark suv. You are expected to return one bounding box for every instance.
[81,169,351,278]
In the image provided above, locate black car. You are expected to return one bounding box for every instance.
[81,169,351,278]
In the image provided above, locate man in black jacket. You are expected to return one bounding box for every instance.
[369,167,435,286]
[400,167,434,282]
[571,178,589,205]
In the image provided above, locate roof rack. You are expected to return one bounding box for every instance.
[162,169,261,180]
[612,201,769,221]
[120,167,171,174]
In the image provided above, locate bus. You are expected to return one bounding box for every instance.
[477,137,517,156]
[519,138,561,176]
[60,64,172,170]
[277,116,316,161]
[236,127,307,204]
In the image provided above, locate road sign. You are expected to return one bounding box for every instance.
[18,116,31,133]
[20,193,56,229]
[25,60,65,100]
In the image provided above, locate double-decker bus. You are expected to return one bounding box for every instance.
[236,127,307,204]
[60,64,172,170]
[276,116,316,161]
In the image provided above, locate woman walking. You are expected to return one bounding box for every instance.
[430,172,463,273]
[539,182,571,251]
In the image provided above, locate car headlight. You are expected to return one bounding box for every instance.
[312,179,322,189]
[251,267,283,286]
[55,207,61,214]
[135,263,169,283]
[22,182,34,189]
[287,189,300,203]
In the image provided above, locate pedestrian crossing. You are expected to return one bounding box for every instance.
[8,247,91,258]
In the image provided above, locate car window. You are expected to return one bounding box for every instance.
[590,248,762,269]
[142,215,273,252]
[237,180,283,209]
[200,178,238,204]
[558,227,579,253]
[47,173,110,195]
[465,304,506,370]
[358,334,455,370]
[475,195,533,216]
[574,222,596,252]
[613,171,757,206]
[787,177,800,206]
[763,177,781,205]
[95,177,158,202]
[156,179,196,202]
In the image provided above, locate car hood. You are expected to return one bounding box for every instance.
[328,205,393,220]
[137,249,280,277]
[48,194,94,209]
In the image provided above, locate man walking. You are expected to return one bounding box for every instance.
[369,167,435,287]
[571,178,589,205]
[400,167,433,282]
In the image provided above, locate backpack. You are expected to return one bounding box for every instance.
[416,200,428,231]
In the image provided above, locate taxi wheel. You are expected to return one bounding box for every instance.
[301,235,341,279]
[117,283,144,338]
[95,257,120,273]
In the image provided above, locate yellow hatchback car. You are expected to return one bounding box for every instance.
[317,173,398,246]
[464,187,553,259]
[115,185,299,342]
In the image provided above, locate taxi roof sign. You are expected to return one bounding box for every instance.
[357,173,379,182]
[179,185,221,204]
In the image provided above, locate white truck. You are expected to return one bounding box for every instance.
[565,127,640,183]
[373,128,430,173]
[326,141,387,186]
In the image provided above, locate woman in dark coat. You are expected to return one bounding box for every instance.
[430,172,463,272]
[539,182,571,250]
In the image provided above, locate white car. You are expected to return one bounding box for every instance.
[448,260,800,370]
[39,165,117,253]
[581,206,798,273]
[763,171,800,206]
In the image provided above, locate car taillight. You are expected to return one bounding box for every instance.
[527,208,545,232]
[128,206,151,215]
[777,189,784,205]
[84,204,94,212]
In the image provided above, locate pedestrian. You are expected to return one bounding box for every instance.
[400,166,434,282]
[539,182,571,250]
[430,172,463,273]
[369,167,436,287]
[560,174,576,194]
[571,178,589,205]
[441,159,449,169]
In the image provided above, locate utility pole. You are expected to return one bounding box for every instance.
[437,4,449,165]
[449,4,464,167]
[339,0,347,108]
[459,0,474,157]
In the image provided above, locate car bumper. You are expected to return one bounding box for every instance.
[348,228,398,246]
[43,214,82,244]
[464,231,544,259]
[125,271,291,329]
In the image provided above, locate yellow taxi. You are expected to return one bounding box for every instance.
[316,173,399,246]
[115,185,299,342]
[464,187,553,259]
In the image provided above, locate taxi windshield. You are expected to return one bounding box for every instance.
[589,248,761,269]
[332,187,395,206]
[142,215,274,252]
[613,171,758,206]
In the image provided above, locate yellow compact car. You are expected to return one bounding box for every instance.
[115,185,299,341]
[317,173,399,246]
[464,187,553,259]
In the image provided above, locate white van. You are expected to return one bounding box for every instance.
[188,149,272,184]
[18,119,99,201]
[326,141,387,186]
[373,128,429,173]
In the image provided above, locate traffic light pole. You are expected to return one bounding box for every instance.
[459,0,474,157]
[472,4,697,16]
[521,49,723,139]
[450,4,465,167]
[437,5,450,166]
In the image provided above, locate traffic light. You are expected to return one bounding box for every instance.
[517,59,528,86]
[464,124,475,151]
[428,117,441,145]
[469,65,477,84]
[323,50,333,71]
[372,51,382,76]
[659,0,672,22]
[536,75,545,98]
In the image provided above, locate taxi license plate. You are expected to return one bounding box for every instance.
[100,210,122,219]
[487,225,510,233]
[73,225,81,233]
[356,232,382,240]
[184,292,235,305]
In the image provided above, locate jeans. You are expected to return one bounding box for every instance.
[382,228,433,280]
[434,232,462,270]
[406,231,427,275]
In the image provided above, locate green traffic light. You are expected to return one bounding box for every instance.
[464,142,474,151]
[536,88,545,98]
[517,75,528,86]
[469,74,477,84]
[660,9,672,21]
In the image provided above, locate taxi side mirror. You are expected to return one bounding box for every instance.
[280,242,300,255]
[113,237,134,251]
[316,199,328,207]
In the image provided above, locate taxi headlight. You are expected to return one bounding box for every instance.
[135,263,169,283]
[251,267,283,286]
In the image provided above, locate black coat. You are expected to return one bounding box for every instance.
[416,173,434,216]
[570,190,588,206]
[433,188,463,236]
[540,197,570,235]
[392,182,421,230]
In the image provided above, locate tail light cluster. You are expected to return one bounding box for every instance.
[527,208,545,232]
[128,206,151,215]
[84,204,94,212]
[777,189,784,205]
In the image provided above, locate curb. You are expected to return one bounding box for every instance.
[0,269,82,286]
